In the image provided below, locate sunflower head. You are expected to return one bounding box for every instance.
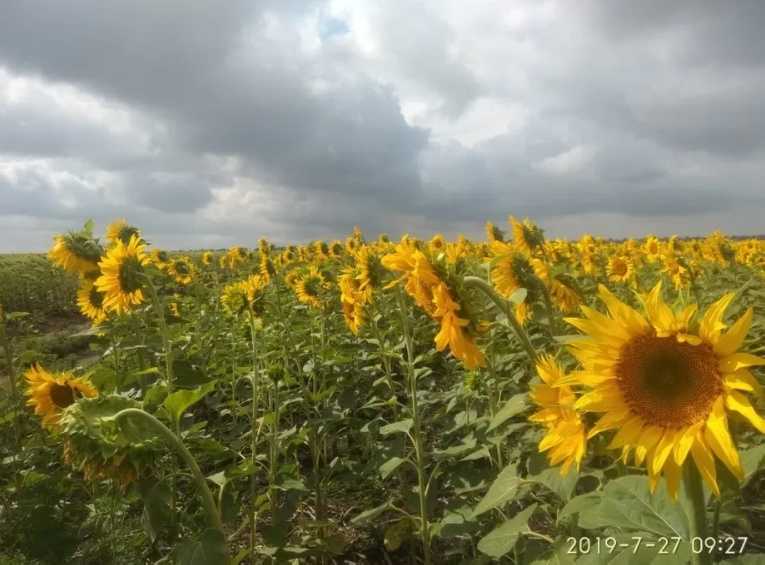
[529,355,587,475]
[106,219,141,246]
[202,251,214,266]
[77,278,108,325]
[485,221,504,243]
[25,365,97,430]
[48,228,103,276]
[607,255,634,284]
[168,256,195,285]
[95,234,149,315]
[565,282,765,498]
[295,267,328,309]
[510,216,545,255]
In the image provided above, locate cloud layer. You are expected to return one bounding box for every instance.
[1,1,764,251]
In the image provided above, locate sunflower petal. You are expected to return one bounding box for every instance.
[715,308,753,357]
[725,391,765,433]
[690,434,720,496]
[703,398,744,480]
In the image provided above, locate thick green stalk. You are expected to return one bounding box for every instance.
[681,462,711,565]
[463,276,537,364]
[144,276,174,394]
[247,312,261,565]
[396,290,432,565]
[114,408,225,537]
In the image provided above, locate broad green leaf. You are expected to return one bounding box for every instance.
[477,503,537,558]
[509,288,528,305]
[741,444,765,483]
[568,476,688,539]
[384,517,412,551]
[351,500,391,525]
[164,381,216,426]
[379,418,413,436]
[488,393,529,431]
[529,467,579,501]
[473,463,522,517]
[379,456,407,480]
[175,528,227,565]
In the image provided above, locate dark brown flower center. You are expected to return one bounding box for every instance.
[615,334,721,427]
[50,383,75,408]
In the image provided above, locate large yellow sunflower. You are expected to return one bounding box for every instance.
[95,234,150,315]
[432,283,485,369]
[564,282,765,498]
[77,278,108,325]
[25,365,97,430]
[606,255,634,285]
[105,219,141,246]
[529,355,587,474]
[295,267,328,309]
[48,233,102,275]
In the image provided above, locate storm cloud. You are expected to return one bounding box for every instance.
[1,1,764,251]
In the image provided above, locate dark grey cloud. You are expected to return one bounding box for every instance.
[0,0,764,251]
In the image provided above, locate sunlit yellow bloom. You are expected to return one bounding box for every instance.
[167,256,195,285]
[295,267,328,309]
[643,235,661,263]
[432,282,485,369]
[106,219,140,246]
[429,234,447,255]
[510,216,544,256]
[95,234,149,314]
[202,251,213,266]
[77,278,108,325]
[607,255,634,284]
[48,233,101,276]
[25,364,97,430]
[529,356,587,474]
[564,282,765,498]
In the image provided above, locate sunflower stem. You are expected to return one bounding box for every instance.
[396,289,432,565]
[463,276,537,364]
[0,302,17,396]
[113,408,226,549]
[681,461,711,565]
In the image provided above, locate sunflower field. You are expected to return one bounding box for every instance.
[2,218,765,565]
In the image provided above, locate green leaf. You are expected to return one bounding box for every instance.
[384,517,412,551]
[509,287,527,305]
[175,528,227,565]
[351,501,391,525]
[473,463,522,517]
[529,467,579,501]
[477,503,537,558]
[379,456,407,480]
[164,381,216,426]
[379,418,413,436]
[567,476,688,539]
[488,393,528,431]
[741,443,765,483]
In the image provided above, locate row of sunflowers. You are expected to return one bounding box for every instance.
[10,216,765,563]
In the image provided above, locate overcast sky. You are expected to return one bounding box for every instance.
[1,1,764,251]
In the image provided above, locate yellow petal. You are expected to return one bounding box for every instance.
[673,422,703,466]
[651,428,680,476]
[703,398,744,480]
[699,293,734,344]
[719,352,765,373]
[608,416,644,449]
[725,391,765,433]
[723,369,760,393]
[715,308,753,357]
[690,434,720,496]
[635,425,663,466]
[588,408,630,438]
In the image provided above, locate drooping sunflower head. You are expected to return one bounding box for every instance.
[48,231,103,276]
[106,219,141,247]
[149,249,170,270]
[491,250,539,302]
[95,234,150,315]
[77,278,108,325]
[345,236,360,254]
[329,241,345,258]
[529,355,588,475]
[565,282,765,498]
[25,365,98,430]
[202,251,214,266]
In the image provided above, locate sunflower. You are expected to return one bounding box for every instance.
[105,219,141,246]
[643,235,661,263]
[485,221,504,243]
[429,234,447,255]
[150,249,170,270]
[491,248,538,324]
[563,282,765,498]
[95,234,150,315]
[607,255,634,284]
[77,278,108,325]
[202,251,214,266]
[167,256,195,285]
[295,267,328,309]
[529,355,587,474]
[25,365,97,430]
[510,216,544,256]
[221,274,267,317]
[48,232,102,276]
[432,282,485,369]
